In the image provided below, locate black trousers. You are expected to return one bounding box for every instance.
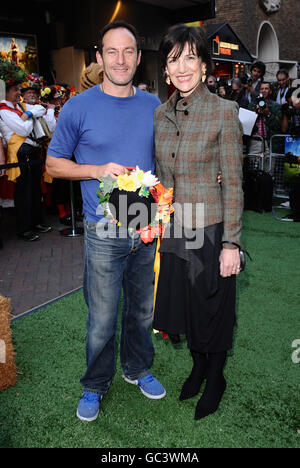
[14,143,43,235]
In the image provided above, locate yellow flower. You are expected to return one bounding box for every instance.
[21,82,29,88]
[117,174,138,192]
[137,170,144,182]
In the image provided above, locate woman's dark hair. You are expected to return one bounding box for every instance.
[250,60,266,76]
[159,24,212,73]
[99,20,141,55]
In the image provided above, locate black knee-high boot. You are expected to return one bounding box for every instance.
[194,351,227,420]
[179,350,208,401]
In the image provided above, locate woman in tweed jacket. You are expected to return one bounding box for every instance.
[153,24,244,420]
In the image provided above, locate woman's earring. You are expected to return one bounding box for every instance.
[202,66,207,83]
[165,72,171,85]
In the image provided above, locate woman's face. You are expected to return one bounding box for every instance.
[165,42,206,97]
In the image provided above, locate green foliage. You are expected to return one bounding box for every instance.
[0,59,27,85]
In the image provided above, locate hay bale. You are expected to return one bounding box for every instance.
[0,295,17,390]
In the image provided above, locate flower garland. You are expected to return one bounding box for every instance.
[97,166,174,243]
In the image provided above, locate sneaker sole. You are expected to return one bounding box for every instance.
[76,408,99,422]
[122,375,166,400]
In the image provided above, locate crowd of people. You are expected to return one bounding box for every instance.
[0,62,82,245]
[0,20,299,425]
[205,62,300,157]
[1,51,299,247]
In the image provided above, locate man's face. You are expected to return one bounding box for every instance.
[251,67,263,81]
[97,27,141,88]
[207,76,216,87]
[259,83,272,99]
[22,89,39,105]
[6,85,21,104]
[277,73,289,88]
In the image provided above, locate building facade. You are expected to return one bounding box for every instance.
[1,1,299,99]
[204,0,300,80]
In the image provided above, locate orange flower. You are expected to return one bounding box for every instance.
[137,226,156,244]
[158,187,174,207]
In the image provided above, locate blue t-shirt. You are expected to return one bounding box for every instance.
[48,85,161,222]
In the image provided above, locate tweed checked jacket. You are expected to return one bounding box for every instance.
[154,83,243,246]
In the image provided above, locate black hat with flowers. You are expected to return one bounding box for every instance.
[20,73,43,93]
[40,84,65,102]
[0,59,27,86]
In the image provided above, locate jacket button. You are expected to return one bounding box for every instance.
[184,110,189,116]
[183,102,187,106]
[172,153,175,158]
[177,131,180,136]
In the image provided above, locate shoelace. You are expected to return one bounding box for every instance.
[140,374,155,384]
[82,393,100,402]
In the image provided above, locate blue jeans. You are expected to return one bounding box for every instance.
[80,220,156,395]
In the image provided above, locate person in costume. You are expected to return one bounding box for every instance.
[21,75,57,133]
[46,21,167,422]
[41,84,73,224]
[0,132,5,248]
[0,133,5,178]
[152,24,243,420]
[0,59,51,241]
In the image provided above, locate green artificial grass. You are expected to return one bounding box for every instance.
[0,211,299,448]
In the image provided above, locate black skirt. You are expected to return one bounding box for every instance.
[153,223,236,353]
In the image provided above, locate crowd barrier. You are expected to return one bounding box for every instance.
[268,134,295,221]
[245,134,298,221]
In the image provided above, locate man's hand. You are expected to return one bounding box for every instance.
[219,248,241,277]
[92,162,126,181]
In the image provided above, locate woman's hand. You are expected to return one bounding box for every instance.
[219,247,241,277]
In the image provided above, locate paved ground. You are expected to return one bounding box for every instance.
[0,207,84,317]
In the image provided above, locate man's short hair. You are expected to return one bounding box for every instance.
[232,77,242,88]
[276,68,289,78]
[98,20,141,55]
[5,83,18,93]
[251,61,266,76]
[206,74,217,84]
[259,81,272,89]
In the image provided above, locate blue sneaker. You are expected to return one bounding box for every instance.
[76,392,102,421]
[123,373,166,399]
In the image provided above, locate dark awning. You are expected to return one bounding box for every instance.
[206,23,253,64]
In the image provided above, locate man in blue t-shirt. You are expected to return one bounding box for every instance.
[46,21,165,422]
